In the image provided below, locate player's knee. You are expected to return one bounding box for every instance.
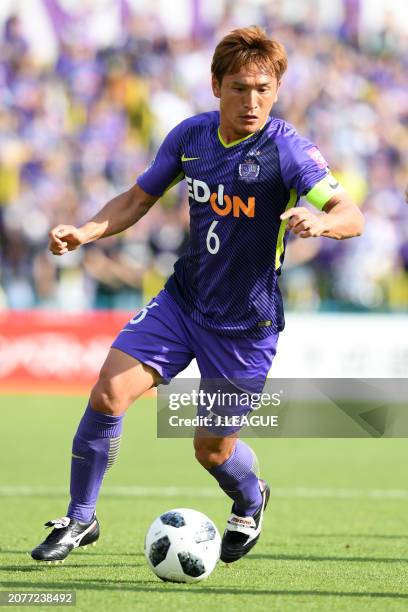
[194,439,234,468]
[90,371,129,416]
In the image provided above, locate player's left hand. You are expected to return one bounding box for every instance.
[280,207,328,238]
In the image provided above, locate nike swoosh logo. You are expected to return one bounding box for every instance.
[72,453,85,460]
[181,154,200,162]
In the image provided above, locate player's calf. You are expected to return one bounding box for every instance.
[197,435,268,562]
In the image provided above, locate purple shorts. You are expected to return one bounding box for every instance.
[111,289,279,434]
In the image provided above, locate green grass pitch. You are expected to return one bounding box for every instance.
[0,394,407,611]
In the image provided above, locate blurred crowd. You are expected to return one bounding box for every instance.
[0,2,407,313]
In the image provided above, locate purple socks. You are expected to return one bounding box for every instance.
[67,402,123,523]
[68,405,260,522]
[209,440,262,516]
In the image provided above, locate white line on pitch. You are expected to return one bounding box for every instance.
[0,485,407,500]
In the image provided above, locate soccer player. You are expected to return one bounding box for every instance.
[32,26,363,564]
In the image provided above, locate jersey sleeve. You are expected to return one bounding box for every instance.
[276,125,345,210]
[137,122,185,196]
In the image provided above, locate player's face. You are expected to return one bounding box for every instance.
[212,65,280,142]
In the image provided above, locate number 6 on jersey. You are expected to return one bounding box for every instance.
[206,220,220,254]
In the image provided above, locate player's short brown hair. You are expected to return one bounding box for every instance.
[211,26,288,84]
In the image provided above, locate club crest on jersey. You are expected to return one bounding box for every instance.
[238,159,260,182]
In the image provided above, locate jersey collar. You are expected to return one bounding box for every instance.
[217,117,270,149]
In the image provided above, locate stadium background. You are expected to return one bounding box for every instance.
[0,0,407,390]
[0,2,408,609]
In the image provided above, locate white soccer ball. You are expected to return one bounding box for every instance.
[144,508,221,583]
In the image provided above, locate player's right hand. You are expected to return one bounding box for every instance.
[48,225,86,256]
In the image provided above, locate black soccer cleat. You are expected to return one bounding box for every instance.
[31,516,100,563]
[220,479,270,564]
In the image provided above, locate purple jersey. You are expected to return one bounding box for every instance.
[137,112,343,338]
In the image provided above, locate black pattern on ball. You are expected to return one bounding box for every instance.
[177,551,206,577]
[195,520,217,543]
[160,511,186,528]
[149,535,171,567]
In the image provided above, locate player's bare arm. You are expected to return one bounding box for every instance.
[281,193,364,240]
[48,184,158,256]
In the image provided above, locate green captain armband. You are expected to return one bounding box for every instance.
[305,174,345,210]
